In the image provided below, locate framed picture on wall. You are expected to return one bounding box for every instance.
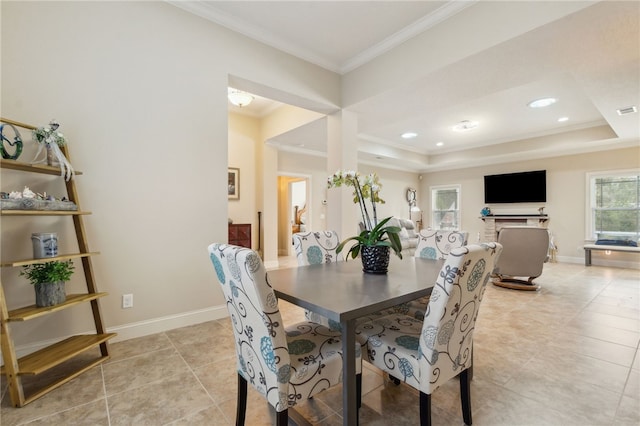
[228,167,240,200]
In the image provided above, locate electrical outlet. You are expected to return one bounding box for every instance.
[122,294,133,309]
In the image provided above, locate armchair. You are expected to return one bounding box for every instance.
[492,226,550,291]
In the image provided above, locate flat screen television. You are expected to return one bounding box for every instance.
[484,170,546,204]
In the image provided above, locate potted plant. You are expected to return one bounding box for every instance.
[328,170,403,273]
[32,120,74,181]
[20,260,75,307]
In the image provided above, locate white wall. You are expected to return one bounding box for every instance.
[228,112,259,247]
[1,1,340,348]
[420,146,640,267]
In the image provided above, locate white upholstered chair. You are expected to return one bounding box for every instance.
[415,229,469,260]
[208,243,361,425]
[292,230,342,266]
[492,226,550,291]
[292,231,343,328]
[357,243,502,426]
[403,230,470,320]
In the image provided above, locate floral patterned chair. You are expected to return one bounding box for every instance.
[293,230,343,266]
[402,230,470,321]
[356,243,502,426]
[293,231,343,327]
[416,230,469,260]
[208,243,362,426]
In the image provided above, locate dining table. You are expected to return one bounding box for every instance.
[268,255,444,426]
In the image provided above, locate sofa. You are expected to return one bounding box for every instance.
[387,217,419,256]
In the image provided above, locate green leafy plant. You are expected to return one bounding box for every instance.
[328,170,403,260]
[20,260,75,285]
[336,216,403,259]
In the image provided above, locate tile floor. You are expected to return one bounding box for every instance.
[1,261,639,425]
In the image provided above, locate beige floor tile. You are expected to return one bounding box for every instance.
[103,347,190,396]
[503,368,619,425]
[107,370,213,425]
[614,394,640,426]
[0,365,104,426]
[106,332,174,363]
[624,369,640,398]
[18,399,109,426]
[519,345,630,394]
[2,261,639,425]
[547,331,637,367]
[192,357,239,405]
[167,404,232,425]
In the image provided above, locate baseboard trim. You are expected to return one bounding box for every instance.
[107,305,229,343]
[264,260,280,269]
[3,305,229,359]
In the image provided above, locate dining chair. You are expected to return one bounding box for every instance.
[292,231,343,328]
[393,230,470,321]
[357,243,502,426]
[208,243,362,426]
[293,230,343,266]
[415,229,469,260]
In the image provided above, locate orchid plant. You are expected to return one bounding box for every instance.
[327,170,402,259]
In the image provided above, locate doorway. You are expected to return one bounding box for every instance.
[277,174,311,256]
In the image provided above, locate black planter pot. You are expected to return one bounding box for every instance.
[361,245,390,274]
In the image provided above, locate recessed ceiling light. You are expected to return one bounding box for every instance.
[557,117,569,122]
[452,120,478,132]
[617,106,637,115]
[436,142,444,147]
[527,97,557,108]
[401,132,418,139]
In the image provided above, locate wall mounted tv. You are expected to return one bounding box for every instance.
[484,170,546,204]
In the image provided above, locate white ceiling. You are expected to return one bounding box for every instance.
[171,1,640,172]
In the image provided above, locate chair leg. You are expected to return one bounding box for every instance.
[275,409,288,426]
[356,373,362,410]
[236,373,247,426]
[460,368,472,425]
[419,391,432,426]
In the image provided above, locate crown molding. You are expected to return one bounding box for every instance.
[167,0,477,75]
[340,0,476,73]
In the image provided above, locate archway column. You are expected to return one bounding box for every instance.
[326,110,359,241]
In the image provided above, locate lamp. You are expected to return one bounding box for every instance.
[228,89,254,107]
[410,205,422,230]
[406,188,422,229]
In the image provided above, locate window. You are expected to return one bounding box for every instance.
[587,170,640,242]
[430,185,460,230]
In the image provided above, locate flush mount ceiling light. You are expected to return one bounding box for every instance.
[401,132,418,139]
[452,120,478,132]
[228,89,254,107]
[617,105,637,115]
[436,142,444,147]
[527,97,557,108]
[558,117,569,122]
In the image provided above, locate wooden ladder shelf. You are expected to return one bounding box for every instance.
[0,117,115,407]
